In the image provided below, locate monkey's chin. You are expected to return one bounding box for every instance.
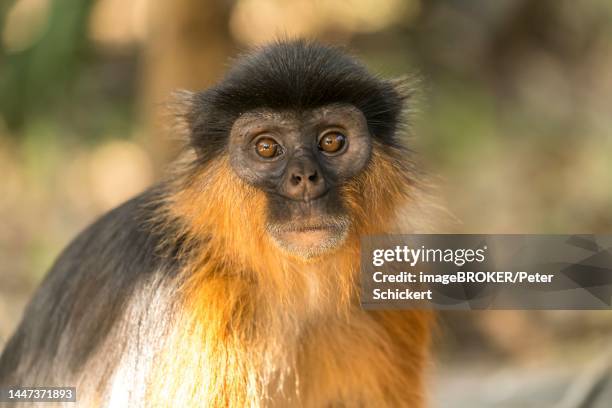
[266,217,350,259]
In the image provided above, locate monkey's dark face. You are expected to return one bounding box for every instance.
[228,104,372,257]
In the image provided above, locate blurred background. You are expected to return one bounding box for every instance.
[1,0,611,406]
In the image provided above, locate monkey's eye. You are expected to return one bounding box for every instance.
[255,137,282,158]
[318,131,347,154]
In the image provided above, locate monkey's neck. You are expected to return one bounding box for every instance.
[179,235,361,325]
[160,157,365,319]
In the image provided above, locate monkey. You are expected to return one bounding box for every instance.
[0,40,438,407]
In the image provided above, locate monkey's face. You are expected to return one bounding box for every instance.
[228,104,372,258]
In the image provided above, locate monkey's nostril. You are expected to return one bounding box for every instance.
[291,174,302,185]
[308,171,318,182]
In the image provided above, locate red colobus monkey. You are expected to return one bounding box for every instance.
[0,40,435,407]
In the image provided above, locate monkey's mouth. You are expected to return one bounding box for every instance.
[266,217,350,258]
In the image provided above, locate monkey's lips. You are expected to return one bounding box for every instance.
[279,225,337,245]
[266,218,350,258]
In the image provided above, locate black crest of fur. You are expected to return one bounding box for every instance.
[183,39,407,162]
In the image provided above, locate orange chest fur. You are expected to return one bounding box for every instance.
[136,257,432,408]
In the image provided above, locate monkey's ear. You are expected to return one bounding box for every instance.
[169,90,201,142]
[168,89,228,159]
[388,75,421,125]
[389,75,420,104]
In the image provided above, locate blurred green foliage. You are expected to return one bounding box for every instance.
[0,0,96,131]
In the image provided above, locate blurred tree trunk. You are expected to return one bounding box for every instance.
[140,0,236,169]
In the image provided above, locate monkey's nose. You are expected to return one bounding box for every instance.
[284,162,327,201]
